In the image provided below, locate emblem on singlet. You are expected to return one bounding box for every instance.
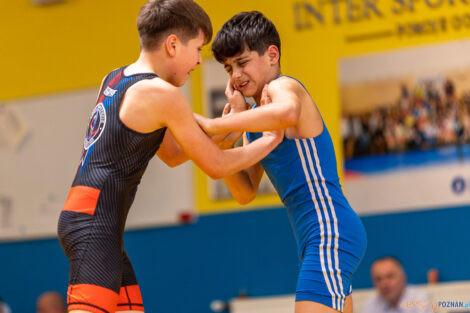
[103,86,117,97]
[84,103,106,150]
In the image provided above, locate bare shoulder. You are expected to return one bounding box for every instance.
[268,76,304,95]
[120,77,189,132]
[127,77,183,105]
[271,76,321,138]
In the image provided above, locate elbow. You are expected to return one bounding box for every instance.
[157,150,184,168]
[283,105,299,126]
[234,192,256,205]
[162,157,183,168]
[207,171,223,180]
[232,186,257,204]
[205,164,225,180]
[165,161,179,168]
[205,156,233,180]
[231,183,257,205]
[202,117,218,135]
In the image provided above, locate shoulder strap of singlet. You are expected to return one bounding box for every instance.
[275,75,325,126]
[251,75,307,109]
[275,75,311,96]
[98,66,158,97]
[97,67,123,96]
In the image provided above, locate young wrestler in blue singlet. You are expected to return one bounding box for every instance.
[199,11,367,313]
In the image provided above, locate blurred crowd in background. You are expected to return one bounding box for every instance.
[342,79,470,159]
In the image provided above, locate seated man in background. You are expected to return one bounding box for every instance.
[0,296,11,313]
[36,292,66,313]
[361,256,431,313]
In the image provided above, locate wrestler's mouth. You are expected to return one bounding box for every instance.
[238,80,249,90]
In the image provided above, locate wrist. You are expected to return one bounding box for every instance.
[210,118,223,134]
[263,134,279,148]
[231,106,245,113]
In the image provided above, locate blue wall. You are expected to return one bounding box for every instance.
[1,205,469,313]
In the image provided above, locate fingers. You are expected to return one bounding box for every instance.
[222,103,231,117]
[260,84,269,106]
[260,86,265,106]
[262,128,285,145]
[230,91,248,112]
[233,90,244,101]
[225,79,235,98]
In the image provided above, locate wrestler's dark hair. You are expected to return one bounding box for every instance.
[212,11,281,63]
[137,0,213,50]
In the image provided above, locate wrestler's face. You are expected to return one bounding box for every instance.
[170,30,204,87]
[223,46,278,99]
[371,259,407,306]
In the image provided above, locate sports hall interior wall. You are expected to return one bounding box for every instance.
[1,206,470,313]
[1,1,470,313]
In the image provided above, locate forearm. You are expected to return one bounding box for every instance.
[157,143,189,167]
[224,172,256,205]
[217,131,243,149]
[169,148,190,166]
[211,136,278,179]
[157,130,190,167]
[207,103,296,134]
[195,113,243,149]
[223,161,263,204]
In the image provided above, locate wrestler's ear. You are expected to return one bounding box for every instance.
[165,34,179,57]
[266,45,279,65]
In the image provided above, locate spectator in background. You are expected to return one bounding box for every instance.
[343,79,470,158]
[0,296,11,313]
[36,292,66,313]
[361,256,431,313]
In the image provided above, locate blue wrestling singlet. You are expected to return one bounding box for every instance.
[246,76,367,312]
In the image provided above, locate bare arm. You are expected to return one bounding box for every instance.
[133,80,282,179]
[157,111,238,168]
[222,86,275,204]
[156,79,248,167]
[200,79,301,134]
[223,133,265,204]
[196,78,249,148]
[156,130,189,167]
[193,113,234,147]
[194,103,244,150]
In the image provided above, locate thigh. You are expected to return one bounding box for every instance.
[295,300,342,313]
[296,243,347,312]
[343,295,353,313]
[295,295,352,313]
[296,237,359,313]
[60,211,124,313]
[117,251,145,312]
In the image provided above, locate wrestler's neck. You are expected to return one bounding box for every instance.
[253,69,282,105]
[126,48,176,82]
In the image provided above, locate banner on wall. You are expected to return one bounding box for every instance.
[293,0,470,41]
[340,39,470,214]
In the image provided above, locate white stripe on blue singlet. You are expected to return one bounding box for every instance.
[301,139,342,310]
[309,138,346,311]
[295,139,337,310]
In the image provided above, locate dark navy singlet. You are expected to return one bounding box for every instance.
[69,66,166,232]
[57,67,167,312]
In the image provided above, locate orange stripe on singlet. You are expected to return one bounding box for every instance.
[118,285,144,311]
[62,186,100,215]
[67,284,119,313]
